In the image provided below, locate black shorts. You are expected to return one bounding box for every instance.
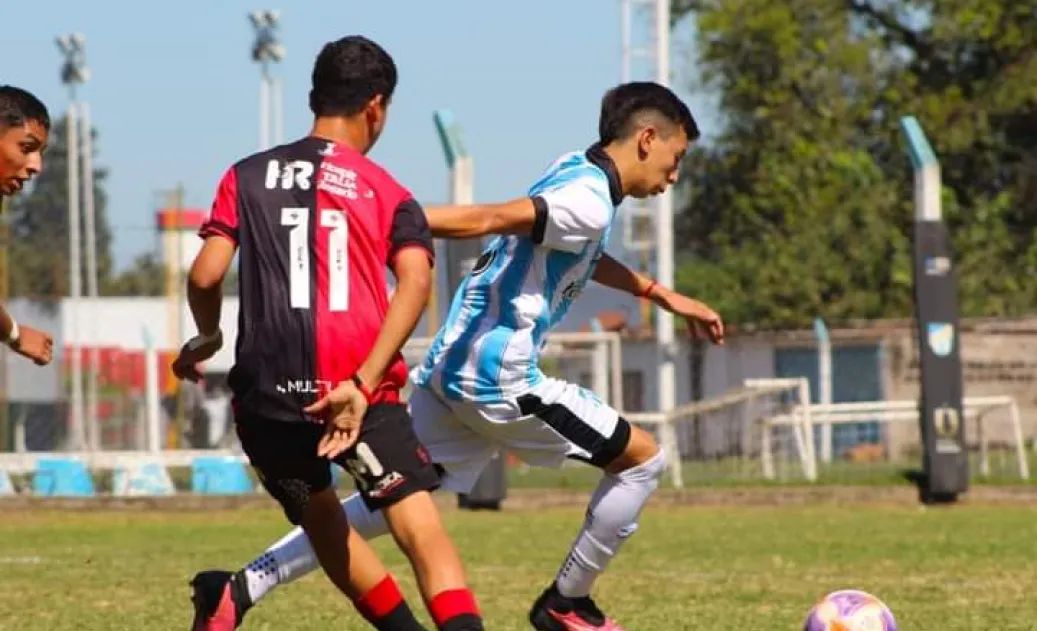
[236,402,441,523]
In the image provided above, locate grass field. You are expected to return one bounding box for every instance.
[2,500,1037,630]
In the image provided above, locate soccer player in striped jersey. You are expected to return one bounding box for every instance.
[0,86,54,366]
[195,81,724,631]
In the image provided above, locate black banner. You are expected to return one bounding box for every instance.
[912,220,968,498]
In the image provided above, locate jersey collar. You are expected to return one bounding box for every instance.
[585,143,624,206]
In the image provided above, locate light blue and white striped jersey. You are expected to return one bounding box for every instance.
[413,145,624,403]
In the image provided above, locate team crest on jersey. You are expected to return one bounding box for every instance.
[562,282,581,302]
[472,249,496,275]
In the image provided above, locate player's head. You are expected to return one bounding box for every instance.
[309,36,397,154]
[0,86,50,196]
[598,82,698,199]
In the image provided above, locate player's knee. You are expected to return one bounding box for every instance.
[606,424,662,475]
[619,447,666,487]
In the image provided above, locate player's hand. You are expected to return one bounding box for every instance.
[659,291,725,345]
[305,380,369,459]
[10,325,54,366]
[171,331,223,383]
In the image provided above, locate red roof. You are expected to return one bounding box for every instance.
[156,208,207,230]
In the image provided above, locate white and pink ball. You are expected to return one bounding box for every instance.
[803,589,897,631]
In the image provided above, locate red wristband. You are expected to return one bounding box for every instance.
[351,374,374,403]
[642,280,658,299]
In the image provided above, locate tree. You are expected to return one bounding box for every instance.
[106,252,166,296]
[6,116,114,298]
[107,255,239,297]
[672,0,1037,328]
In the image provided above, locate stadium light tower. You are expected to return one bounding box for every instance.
[249,10,285,150]
[56,32,90,451]
[620,0,681,487]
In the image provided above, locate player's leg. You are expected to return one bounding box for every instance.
[188,417,429,631]
[501,380,665,631]
[302,486,430,631]
[191,389,494,631]
[353,390,495,631]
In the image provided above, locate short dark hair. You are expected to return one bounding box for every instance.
[0,86,50,131]
[309,36,398,117]
[598,82,698,145]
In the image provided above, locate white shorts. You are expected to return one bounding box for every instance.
[407,377,631,494]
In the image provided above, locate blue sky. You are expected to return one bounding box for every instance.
[2,1,714,270]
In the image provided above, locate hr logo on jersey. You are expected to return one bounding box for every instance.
[265,159,314,190]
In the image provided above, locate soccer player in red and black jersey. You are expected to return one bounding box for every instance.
[0,86,54,366]
[172,37,484,631]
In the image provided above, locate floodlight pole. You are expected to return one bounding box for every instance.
[57,33,89,452]
[259,68,270,150]
[81,101,100,451]
[67,102,83,451]
[250,10,285,150]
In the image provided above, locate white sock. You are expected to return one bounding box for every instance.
[555,451,665,599]
[240,492,391,603]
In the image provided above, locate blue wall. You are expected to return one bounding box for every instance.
[774,344,883,456]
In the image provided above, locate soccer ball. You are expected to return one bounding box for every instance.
[802,589,897,631]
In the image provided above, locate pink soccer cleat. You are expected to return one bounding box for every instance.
[189,570,251,631]
[528,584,629,631]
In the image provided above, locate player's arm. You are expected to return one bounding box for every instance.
[592,253,726,344]
[355,199,434,387]
[0,301,54,365]
[591,253,659,300]
[424,198,537,239]
[172,168,240,382]
[187,168,240,338]
[187,236,236,336]
[427,184,610,254]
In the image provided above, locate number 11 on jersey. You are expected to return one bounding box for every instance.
[281,207,349,312]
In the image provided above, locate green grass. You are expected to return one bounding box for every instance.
[2,502,1037,630]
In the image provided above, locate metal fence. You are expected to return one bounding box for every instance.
[1,333,1033,495]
